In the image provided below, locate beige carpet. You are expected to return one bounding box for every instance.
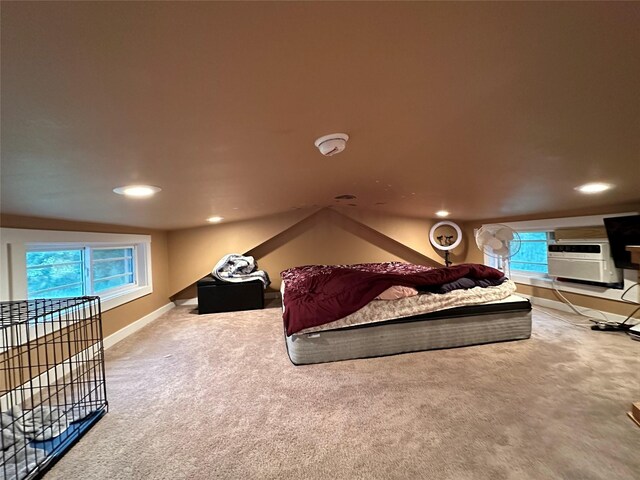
[45,305,639,480]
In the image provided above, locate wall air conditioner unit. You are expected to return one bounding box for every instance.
[547,240,623,288]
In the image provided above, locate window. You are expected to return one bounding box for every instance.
[91,247,135,293]
[26,249,85,298]
[510,231,551,275]
[1,228,153,312]
[26,246,137,299]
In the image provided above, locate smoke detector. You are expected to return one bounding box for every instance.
[314,133,349,156]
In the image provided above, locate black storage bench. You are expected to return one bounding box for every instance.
[197,275,264,314]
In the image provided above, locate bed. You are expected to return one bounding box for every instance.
[281,262,532,365]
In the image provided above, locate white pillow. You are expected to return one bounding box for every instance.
[375,285,418,300]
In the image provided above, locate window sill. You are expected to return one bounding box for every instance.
[100,285,153,312]
[511,272,638,303]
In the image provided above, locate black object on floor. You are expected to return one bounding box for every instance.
[591,322,633,332]
[197,275,264,314]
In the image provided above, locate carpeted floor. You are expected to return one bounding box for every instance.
[45,305,639,480]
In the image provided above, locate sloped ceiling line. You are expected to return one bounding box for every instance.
[169,206,445,296]
[167,207,321,295]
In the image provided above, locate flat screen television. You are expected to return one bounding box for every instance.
[603,214,640,270]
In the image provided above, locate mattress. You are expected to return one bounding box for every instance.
[285,294,532,365]
[294,280,517,334]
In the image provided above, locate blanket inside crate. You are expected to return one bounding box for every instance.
[1,405,93,479]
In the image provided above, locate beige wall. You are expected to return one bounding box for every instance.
[169,207,465,298]
[333,207,471,266]
[514,283,638,318]
[248,208,442,292]
[167,208,317,296]
[0,214,171,338]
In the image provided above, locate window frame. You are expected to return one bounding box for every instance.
[26,245,140,299]
[1,228,153,312]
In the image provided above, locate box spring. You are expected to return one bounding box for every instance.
[285,297,532,365]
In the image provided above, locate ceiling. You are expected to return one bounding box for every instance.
[1,2,639,230]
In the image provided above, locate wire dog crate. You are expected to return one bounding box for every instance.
[1,297,108,480]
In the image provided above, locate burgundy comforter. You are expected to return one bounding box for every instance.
[281,262,505,335]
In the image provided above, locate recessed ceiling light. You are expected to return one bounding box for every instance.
[207,216,224,223]
[113,185,161,198]
[436,210,450,217]
[575,182,613,194]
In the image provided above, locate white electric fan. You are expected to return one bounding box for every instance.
[475,224,521,277]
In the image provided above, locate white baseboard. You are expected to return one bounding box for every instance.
[103,302,174,349]
[174,297,197,306]
[519,293,638,325]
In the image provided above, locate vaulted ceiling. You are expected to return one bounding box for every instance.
[1,2,639,230]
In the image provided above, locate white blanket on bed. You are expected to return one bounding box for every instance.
[290,280,517,334]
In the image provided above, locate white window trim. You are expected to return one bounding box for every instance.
[481,212,639,303]
[0,228,153,312]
